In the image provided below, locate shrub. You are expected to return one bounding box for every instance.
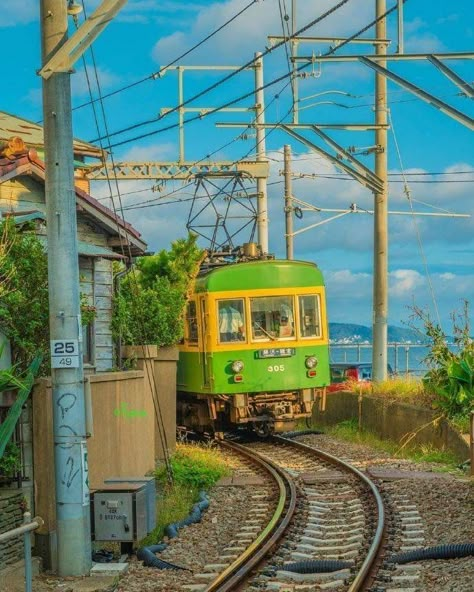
[410,301,473,419]
[142,442,230,546]
[0,441,21,477]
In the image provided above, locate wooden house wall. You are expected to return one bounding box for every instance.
[0,176,44,209]
[79,257,114,371]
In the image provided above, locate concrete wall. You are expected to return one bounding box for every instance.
[313,391,470,462]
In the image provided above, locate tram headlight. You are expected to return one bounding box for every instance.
[305,356,318,369]
[231,360,244,373]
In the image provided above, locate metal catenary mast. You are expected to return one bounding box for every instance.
[219,1,473,381]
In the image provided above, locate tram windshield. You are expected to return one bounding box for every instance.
[250,296,295,341]
[298,294,321,338]
[218,299,246,343]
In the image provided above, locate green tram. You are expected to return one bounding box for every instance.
[177,259,330,436]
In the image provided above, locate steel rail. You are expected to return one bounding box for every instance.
[274,435,385,591]
[206,439,297,592]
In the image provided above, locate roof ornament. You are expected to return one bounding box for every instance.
[0,137,27,160]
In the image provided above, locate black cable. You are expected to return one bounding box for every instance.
[72,0,259,113]
[90,0,353,144]
[278,0,295,110]
[100,1,406,150]
[77,2,174,481]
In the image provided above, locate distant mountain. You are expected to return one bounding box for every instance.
[328,322,426,344]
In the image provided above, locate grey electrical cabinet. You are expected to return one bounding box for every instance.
[104,476,156,534]
[91,483,147,543]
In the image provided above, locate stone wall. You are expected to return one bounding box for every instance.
[0,491,24,570]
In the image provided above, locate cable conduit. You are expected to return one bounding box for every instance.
[136,491,210,569]
[389,543,474,564]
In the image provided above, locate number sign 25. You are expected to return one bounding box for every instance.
[54,342,76,355]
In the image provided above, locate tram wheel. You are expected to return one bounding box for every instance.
[251,419,275,438]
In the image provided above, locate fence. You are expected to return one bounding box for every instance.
[329,343,431,376]
[0,512,43,592]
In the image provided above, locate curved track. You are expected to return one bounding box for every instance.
[205,435,386,592]
[205,439,297,591]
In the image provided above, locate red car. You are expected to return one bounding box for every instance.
[328,362,394,392]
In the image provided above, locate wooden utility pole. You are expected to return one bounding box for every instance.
[372,0,389,382]
[284,145,294,259]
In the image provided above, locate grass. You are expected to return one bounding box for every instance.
[140,442,230,547]
[342,378,471,435]
[344,376,435,408]
[325,418,461,471]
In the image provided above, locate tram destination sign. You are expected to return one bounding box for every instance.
[256,348,295,359]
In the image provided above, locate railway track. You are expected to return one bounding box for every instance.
[187,435,387,592]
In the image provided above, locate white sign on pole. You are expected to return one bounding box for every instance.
[50,339,80,368]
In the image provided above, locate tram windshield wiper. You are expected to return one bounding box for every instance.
[254,322,277,341]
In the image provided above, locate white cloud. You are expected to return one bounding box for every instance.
[0,1,36,27]
[389,269,425,297]
[151,0,373,66]
[121,142,177,161]
[323,267,474,328]
[71,67,121,98]
[405,32,446,53]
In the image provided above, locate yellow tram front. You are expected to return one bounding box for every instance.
[177,259,330,434]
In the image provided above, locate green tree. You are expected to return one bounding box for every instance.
[0,220,49,370]
[113,234,204,348]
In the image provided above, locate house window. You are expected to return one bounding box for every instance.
[82,323,93,364]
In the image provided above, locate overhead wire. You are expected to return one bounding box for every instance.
[278,0,296,111]
[91,0,354,144]
[98,0,409,150]
[76,1,173,481]
[72,0,259,113]
[388,108,442,326]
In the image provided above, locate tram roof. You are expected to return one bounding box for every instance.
[194,259,324,293]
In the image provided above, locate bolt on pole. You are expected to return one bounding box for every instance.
[255,52,269,253]
[372,0,389,382]
[40,0,91,575]
[284,145,294,259]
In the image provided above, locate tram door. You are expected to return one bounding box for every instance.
[200,298,211,388]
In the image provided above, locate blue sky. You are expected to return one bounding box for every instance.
[2,0,473,331]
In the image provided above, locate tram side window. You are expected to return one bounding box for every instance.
[250,296,295,340]
[218,299,245,343]
[298,294,321,338]
[186,301,199,343]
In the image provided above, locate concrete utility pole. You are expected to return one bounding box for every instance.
[283,145,294,259]
[255,52,269,253]
[40,0,90,575]
[372,0,389,382]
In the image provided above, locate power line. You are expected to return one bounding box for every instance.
[91,0,354,145]
[77,1,173,480]
[101,1,409,150]
[72,0,259,113]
